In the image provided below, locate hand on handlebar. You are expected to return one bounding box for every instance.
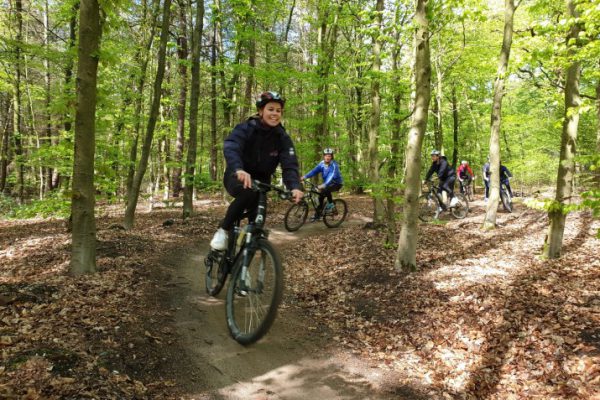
[236,170,252,189]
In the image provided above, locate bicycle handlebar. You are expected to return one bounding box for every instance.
[251,180,293,201]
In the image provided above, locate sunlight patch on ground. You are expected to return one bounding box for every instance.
[429,258,514,291]
[217,358,376,400]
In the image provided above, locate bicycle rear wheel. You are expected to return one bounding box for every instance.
[226,239,283,345]
[284,201,308,232]
[501,190,513,213]
[451,194,469,219]
[418,194,437,222]
[323,199,348,228]
[205,250,228,296]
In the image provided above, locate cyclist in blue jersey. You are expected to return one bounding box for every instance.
[302,148,344,221]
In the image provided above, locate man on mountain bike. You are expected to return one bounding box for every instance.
[210,91,303,250]
[483,159,513,201]
[302,148,344,222]
[457,160,474,194]
[423,150,459,209]
[499,162,513,197]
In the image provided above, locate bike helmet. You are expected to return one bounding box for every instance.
[461,160,468,165]
[255,91,285,109]
[323,148,334,155]
[430,149,441,156]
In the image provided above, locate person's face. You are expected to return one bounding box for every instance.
[323,154,333,163]
[431,154,440,162]
[259,102,283,127]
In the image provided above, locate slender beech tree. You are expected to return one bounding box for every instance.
[183,0,204,218]
[595,77,600,187]
[126,0,159,200]
[70,0,101,274]
[482,0,517,230]
[14,0,24,203]
[542,0,581,259]
[451,84,459,168]
[124,0,171,229]
[395,0,431,271]
[172,0,189,197]
[0,101,11,193]
[368,0,386,226]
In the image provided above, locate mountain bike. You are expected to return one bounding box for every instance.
[500,179,513,213]
[204,180,288,345]
[283,179,348,232]
[418,181,469,222]
[459,176,474,202]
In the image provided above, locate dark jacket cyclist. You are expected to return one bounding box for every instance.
[210,91,303,251]
[424,150,459,208]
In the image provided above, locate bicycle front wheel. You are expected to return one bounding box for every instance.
[451,194,469,219]
[226,239,283,345]
[205,250,228,296]
[418,194,437,222]
[323,199,348,228]
[501,191,513,213]
[284,201,308,232]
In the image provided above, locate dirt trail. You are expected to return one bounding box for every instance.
[164,215,399,400]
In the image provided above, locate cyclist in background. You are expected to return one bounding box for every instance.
[424,150,459,209]
[302,148,343,222]
[210,91,303,250]
[483,159,490,202]
[499,161,513,197]
[457,160,474,195]
[483,159,513,201]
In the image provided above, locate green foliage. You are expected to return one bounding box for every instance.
[0,192,71,219]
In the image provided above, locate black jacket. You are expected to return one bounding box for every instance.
[223,117,301,190]
[425,156,455,181]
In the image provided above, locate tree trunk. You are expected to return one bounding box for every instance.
[451,85,459,168]
[433,64,443,152]
[210,29,219,181]
[595,76,600,188]
[395,0,431,271]
[543,0,581,259]
[0,100,11,193]
[124,0,172,229]
[70,0,101,275]
[14,0,24,203]
[483,0,515,230]
[126,0,159,201]
[368,0,385,225]
[182,0,204,218]
[172,0,189,197]
[314,1,339,154]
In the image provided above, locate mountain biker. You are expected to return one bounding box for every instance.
[456,160,474,194]
[210,91,303,250]
[483,159,490,202]
[483,159,513,202]
[499,162,513,197]
[302,148,343,221]
[424,150,459,209]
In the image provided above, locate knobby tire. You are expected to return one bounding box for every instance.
[225,239,283,345]
[205,251,228,296]
[323,199,348,228]
[284,201,309,232]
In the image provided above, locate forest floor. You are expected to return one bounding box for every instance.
[0,192,599,399]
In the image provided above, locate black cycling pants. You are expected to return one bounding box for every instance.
[316,183,342,215]
[219,172,267,230]
[438,176,456,199]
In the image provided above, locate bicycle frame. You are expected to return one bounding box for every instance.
[302,180,332,212]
